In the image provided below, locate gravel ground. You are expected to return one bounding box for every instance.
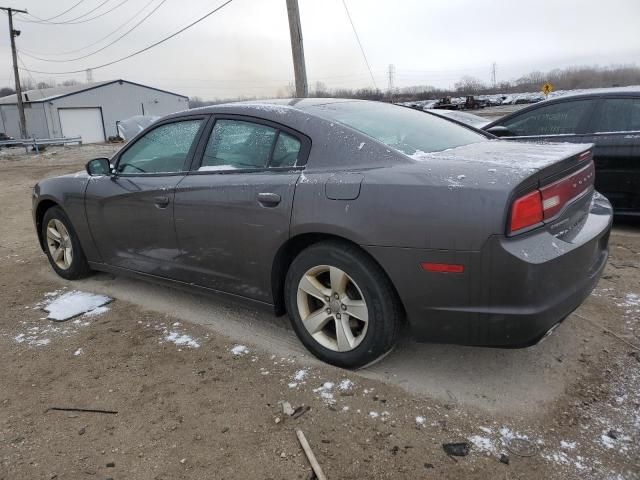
[0,144,638,480]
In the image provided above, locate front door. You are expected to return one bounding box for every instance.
[583,97,640,213]
[173,116,310,303]
[85,116,207,275]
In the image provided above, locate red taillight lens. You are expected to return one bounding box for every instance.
[509,155,595,235]
[510,190,543,233]
[539,161,595,219]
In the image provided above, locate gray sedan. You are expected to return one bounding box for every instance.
[33,99,612,368]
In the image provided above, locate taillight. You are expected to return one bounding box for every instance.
[539,161,595,219]
[510,190,543,233]
[509,153,595,235]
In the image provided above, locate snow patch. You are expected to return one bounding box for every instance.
[83,306,110,317]
[470,435,498,455]
[165,331,200,348]
[198,165,236,171]
[313,382,336,404]
[43,291,111,321]
[230,345,249,356]
[293,369,308,382]
[338,379,354,391]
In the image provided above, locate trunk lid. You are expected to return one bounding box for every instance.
[421,139,594,187]
[414,139,596,237]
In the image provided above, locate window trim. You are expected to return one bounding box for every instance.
[498,98,597,138]
[112,114,210,177]
[187,114,312,175]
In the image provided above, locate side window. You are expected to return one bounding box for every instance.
[501,100,592,136]
[117,120,202,174]
[590,98,640,133]
[270,132,301,167]
[200,119,277,171]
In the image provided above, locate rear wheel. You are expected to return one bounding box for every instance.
[42,206,91,280]
[285,241,401,368]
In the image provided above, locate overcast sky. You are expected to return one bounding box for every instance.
[0,0,638,99]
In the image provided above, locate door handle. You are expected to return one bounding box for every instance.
[257,192,281,207]
[154,195,170,208]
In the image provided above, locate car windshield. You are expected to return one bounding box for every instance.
[311,101,487,157]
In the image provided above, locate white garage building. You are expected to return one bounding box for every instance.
[0,79,189,143]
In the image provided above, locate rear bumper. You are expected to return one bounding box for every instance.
[365,193,613,347]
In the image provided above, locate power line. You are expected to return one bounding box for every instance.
[33,0,88,22]
[18,0,235,75]
[340,0,378,91]
[17,52,48,96]
[18,0,115,24]
[19,0,167,63]
[48,0,130,25]
[19,0,157,56]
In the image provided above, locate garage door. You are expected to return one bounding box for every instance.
[59,108,105,144]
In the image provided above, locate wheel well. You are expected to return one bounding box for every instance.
[270,233,406,319]
[35,199,59,251]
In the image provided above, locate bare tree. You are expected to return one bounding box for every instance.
[0,87,15,97]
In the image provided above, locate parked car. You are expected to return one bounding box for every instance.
[484,87,640,215]
[33,99,612,368]
[428,109,490,129]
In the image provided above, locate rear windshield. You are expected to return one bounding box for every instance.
[311,101,487,157]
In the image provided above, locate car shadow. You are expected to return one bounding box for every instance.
[65,268,603,416]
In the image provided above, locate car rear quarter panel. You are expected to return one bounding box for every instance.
[291,160,517,251]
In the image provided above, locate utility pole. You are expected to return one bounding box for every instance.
[285,0,308,97]
[1,6,28,139]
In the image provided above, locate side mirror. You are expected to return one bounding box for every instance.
[486,125,513,138]
[86,158,112,176]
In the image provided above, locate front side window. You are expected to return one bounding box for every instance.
[117,120,202,174]
[590,98,640,133]
[200,120,277,171]
[501,100,592,136]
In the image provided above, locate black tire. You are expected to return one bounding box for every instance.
[284,241,402,368]
[41,206,91,280]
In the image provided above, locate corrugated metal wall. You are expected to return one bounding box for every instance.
[0,81,188,141]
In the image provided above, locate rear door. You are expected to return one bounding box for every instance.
[497,98,597,145]
[173,115,310,303]
[582,96,640,213]
[85,115,208,274]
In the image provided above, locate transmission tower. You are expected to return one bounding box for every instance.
[491,62,497,88]
[387,64,395,95]
[86,68,94,83]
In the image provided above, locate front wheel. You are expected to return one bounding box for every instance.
[42,206,91,280]
[285,241,401,368]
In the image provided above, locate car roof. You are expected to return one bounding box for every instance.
[175,98,376,117]
[549,85,640,101]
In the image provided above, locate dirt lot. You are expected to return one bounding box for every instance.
[0,145,638,480]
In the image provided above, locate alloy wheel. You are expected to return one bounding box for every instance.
[46,219,73,270]
[296,265,369,352]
